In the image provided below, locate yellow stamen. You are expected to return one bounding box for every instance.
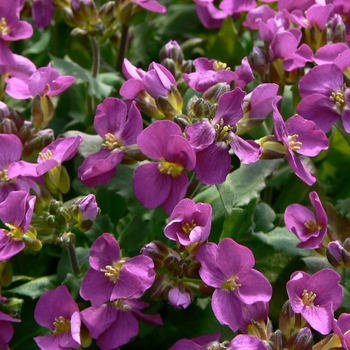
[102,133,124,150]
[304,219,320,232]
[158,159,184,177]
[301,289,316,306]
[100,260,124,283]
[4,223,23,240]
[288,134,302,151]
[213,60,231,71]
[0,169,10,182]
[53,316,70,334]
[329,91,345,107]
[0,18,11,36]
[182,220,196,235]
[222,276,241,291]
[39,149,53,161]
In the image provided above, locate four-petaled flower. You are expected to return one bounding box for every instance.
[284,191,328,249]
[286,268,343,335]
[34,285,81,350]
[196,238,272,331]
[80,233,155,305]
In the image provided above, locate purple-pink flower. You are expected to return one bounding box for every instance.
[196,238,272,331]
[333,313,350,349]
[0,305,21,348]
[34,285,81,350]
[286,268,343,335]
[78,98,142,186]
[0,190,36,261]
[164,198,212,246]
[284,191,328,249]
[133,120,196,215]
[6,63,76,100]
[81,299,162,350]
[80,233,155,305]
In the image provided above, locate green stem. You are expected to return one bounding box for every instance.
[90,36,100,79]
[186,174,200,199]
[68,243,81,277]
[116,24,130,73]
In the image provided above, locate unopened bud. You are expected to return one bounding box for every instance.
[0,297,23,318]
[181,60,196,74]
[285,328,313,350]
[202,82,230,103]
[255,135,287,159]
[32,95,55,129]
[187,96,213,121]
[0,118,18,135]
[269,330,287,350]
[44,165,70,194]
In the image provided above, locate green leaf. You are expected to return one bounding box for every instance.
[7,275,59,299]
[118,216,152,256]
[254,227,311,258]
[63,130,103,158]
[253,203,276,233]
[51,56,113,99]
[217,159,282,214]
[85,214,114,244]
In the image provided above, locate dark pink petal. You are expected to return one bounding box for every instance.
[125,299,163,325]
[168,287,191,309]
[249,83,279,119]
[197,242,225,288]
[0,320,14,344]
[133,162,172,209]
[194,142,231,185]
[135,0,166,13]
[235,269,272,304]
[28,68,58,96]
[214,88,246,126]
[301,302,333,334]
[89,233,121,270]
[34,335,62,350]
[78,149,124,187]
[0,40,15,66]
[81,304,117,339]
[216,238,255,278]
[243,4,276,30]
[299,64,344,98]
[229,334,269,350]
[32,0,54,28]
[229,133,261,164]
[0,134,22,169]
[96,309,138,350]
[306,269,342,309]
[283,43,313,71]
[306,4,333,31]
[342,108,350,133]
[5,76,31,99]
[185,120,216,151]
[94,98,127,138]
[163,135,196,170]
[39,136,83,164]
[271,31,298,59]
[286,153,316,186]
[137,120,182,160]
[287,271,310,313]
[219,0,256,15]
[296,94,340,133]
[119,79,145,99]
[110,269,145,300]
[161,173,189,215]
[284,204,319,242]
[310,192,328,228]
[0,230,25,261]
[47,75,76,96]
[122,58,145,80]
[235,57,254,89]
[7,161,39,178]
[314,43,349,65]
[212,288,242,331]
[80,269,114,305]
[121,101,143,145]
[285,116,328,156]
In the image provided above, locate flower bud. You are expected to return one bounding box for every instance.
[285,328,313,350]
[329,14,346,43]
[0,297,23,318]
[181,60,196,74]
[249,47,268,78]
[22,128,55,158]
[160,40,184,67]
[44,165,70,194]
[32,95,55,129]
[279,300,309,337]
[0,118,18,135]
[187,96,213,121]
[269,330,287,350]
[99,1,115,28]
[202,82,230,103]
[141,240,170,269]
[255,135,288,159]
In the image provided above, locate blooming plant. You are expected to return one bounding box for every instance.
[1,0,350,349]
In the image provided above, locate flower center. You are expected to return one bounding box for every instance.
[0,169,10,183]
[102,133,124,150]
[182,220,196,235]
[5,223,23,240]
[100,260,125,283]
[222,276,241,291]
[0,18,10,36]
[158,159,184,177]
[304,219,320,232]
[214,118,233,144]
[329,90,345,108]
[53,316,71,334]
[213,60,230,71]
[301,289,316,306]
[288,134,302,151]
[39,149,53,161]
